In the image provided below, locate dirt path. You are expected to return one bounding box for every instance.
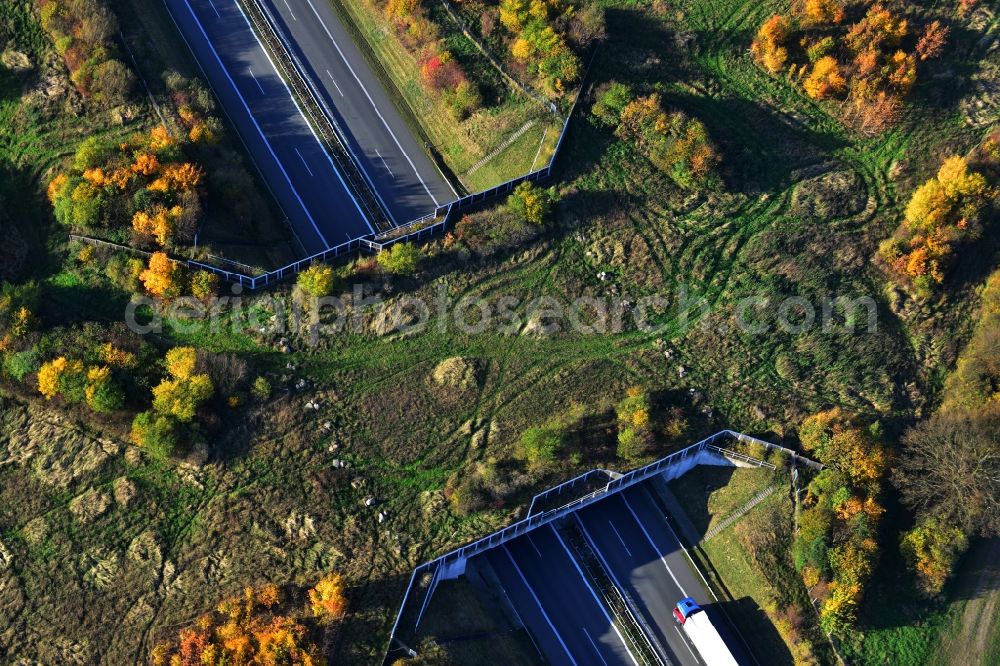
[935,538,1000,665]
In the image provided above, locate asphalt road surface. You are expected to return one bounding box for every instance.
[576,482,750,666]
[260,0,457,225]
[484,523,639,666]
[164,0,374,255]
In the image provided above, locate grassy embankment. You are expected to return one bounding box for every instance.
[669,466,827,665]
[326,0,562,193]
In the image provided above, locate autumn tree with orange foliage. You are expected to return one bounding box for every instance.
[140,252,184,299]
[309,573,348,623]
[794,0,844,27]
[605,90,721,189]
[916,20,949,61]
[803,56,846,99]
[751,3,947,134]
[151,584,323,666]
[750,14,791,74]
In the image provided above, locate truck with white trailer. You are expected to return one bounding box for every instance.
[672,597,739,666]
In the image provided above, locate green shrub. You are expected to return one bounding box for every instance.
[297,264,336,297]
[251,375,271,401]
[2,349,39,381]
[86,376,125,412]
[131,410,181,459]
[377,243,422,275]
[519,425,566,470]
[190,271,220,299]
[508,181,556,225]
[592,81,632,125]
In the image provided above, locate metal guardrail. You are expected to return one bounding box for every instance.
[527,468,621,516]
[382,430,822,661]
[238,0,392,232]
[80,0,591,288]
[566,517,668,666]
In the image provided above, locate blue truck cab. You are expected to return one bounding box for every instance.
[673,597,701,625]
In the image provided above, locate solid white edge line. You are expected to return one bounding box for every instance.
[230,0,376,234]
[180,0,330,248]
[266,0,398,227]
[501,545,578,665]
[301,0,441,205]
[549,525,641,666]
[577,512,674,665]
[620,493,689,597]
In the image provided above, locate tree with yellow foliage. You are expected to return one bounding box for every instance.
[148,125,174,151]
[797,409,887,635]
[152,347,213,421]
[37,356,69,400]
[164,346,198,380]
[37,356,87,403]
[132,206,180,246]
[796,0,844,26]
[803,56,846,99]
[508,181,556,225]
[297,264,336,297]
[190,270,220,299]
[880,156,992,293]
[309,573,348,623]
[750,14,790,74]
[85,365,125,412]
[900,516,967,597]
[616,386,655,464]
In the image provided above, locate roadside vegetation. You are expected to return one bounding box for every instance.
[671,466,828,665]
[331,0,573,191]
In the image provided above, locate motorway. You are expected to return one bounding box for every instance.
[260,0,457,225]
[164,0,375,255]
[576,482,750,666]
[484,523,639,665]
